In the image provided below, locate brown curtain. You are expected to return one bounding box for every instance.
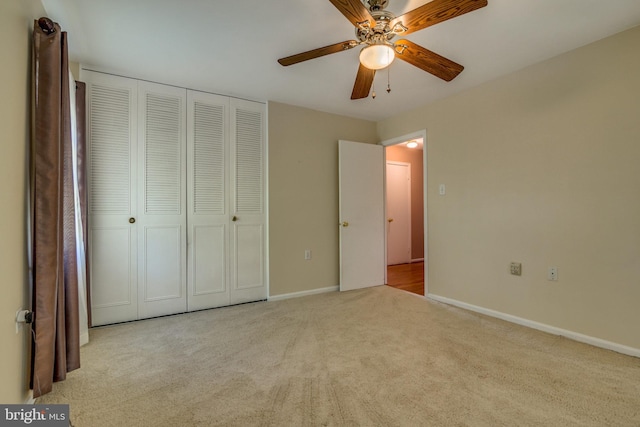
[31,17,82,398]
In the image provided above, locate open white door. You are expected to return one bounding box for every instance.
[339,140,385,291]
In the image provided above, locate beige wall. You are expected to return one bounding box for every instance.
[0,0,46,403]
[386,144,424,260]
[268,102,378,295]
[378,25,640,350]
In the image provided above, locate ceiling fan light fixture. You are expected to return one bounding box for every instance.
[359,44,395,70]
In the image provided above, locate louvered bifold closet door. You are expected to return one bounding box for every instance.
[229,98,267,305]
[85,71,139,326]
[137,82,187,319]
[186,91,231,310]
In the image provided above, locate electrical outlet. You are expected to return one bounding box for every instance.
[304,249,312,260]
[510,262,522,276]
[548,267,558,281]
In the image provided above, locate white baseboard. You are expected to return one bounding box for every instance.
[428,293,640,358]
[268,286,339,302]
[25,390,35,404]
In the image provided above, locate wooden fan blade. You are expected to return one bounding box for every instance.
[278,41,358,66]
[392,0,488,36]
[351,64,376,99]
[395,39,464,81]
[328,0,375,27]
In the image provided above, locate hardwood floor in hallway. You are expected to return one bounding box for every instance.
[386,261,424,296]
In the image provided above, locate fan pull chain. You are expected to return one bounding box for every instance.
[387,66,391,93]
[372,81,376,99]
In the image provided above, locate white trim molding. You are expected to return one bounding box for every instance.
[428,293,640,358]
[268,286,339,302]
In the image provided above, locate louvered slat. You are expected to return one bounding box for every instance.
[90,84,131,214]
[145,93,182,214]
[235,109,263,213]
[193,102,225,214]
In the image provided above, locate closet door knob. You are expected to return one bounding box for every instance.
[129,217,136,224]
[232,216,238,222]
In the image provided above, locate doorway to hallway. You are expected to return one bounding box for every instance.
[384,132,426,296]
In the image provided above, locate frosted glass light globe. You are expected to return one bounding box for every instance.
[359,44,395,70]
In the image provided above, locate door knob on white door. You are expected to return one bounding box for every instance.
[340,221,349,227]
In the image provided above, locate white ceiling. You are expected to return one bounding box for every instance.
[42,0,640,122]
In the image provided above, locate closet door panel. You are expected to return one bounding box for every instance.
[142,225,183,300]
[229,99,267,304]
[85,71,138,326]
[234,224,264,289]
[90,227,136,325]
[137,81,187,319]
[192,225,226,295]
[233,104,264,215]
[187,91,231,310]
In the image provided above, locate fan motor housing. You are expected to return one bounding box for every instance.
[355,9,398,43]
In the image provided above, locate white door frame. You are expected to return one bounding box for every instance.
[381,129,428,296]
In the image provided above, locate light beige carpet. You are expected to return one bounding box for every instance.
[38,286,640,426]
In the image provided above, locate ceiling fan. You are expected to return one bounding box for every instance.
[278,0,488,99]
